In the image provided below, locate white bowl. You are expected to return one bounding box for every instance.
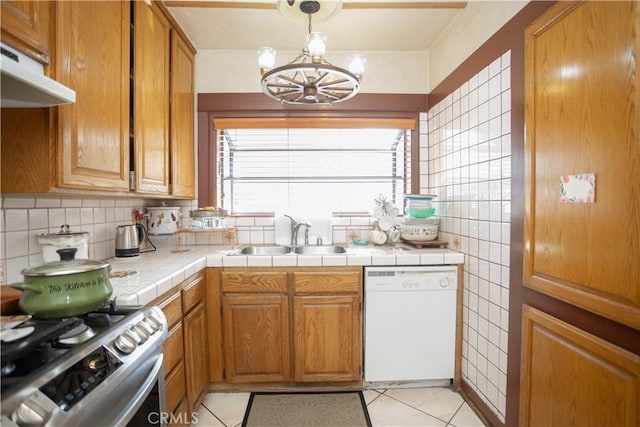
[399,223,439,241]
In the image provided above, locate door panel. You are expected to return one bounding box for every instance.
[524,0,640,329]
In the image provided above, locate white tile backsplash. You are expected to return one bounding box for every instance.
[425,50,512,421]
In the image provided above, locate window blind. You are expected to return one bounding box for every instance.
[215,123,412,215]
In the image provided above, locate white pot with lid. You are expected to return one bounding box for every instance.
[145,207,181,235]
[38,225,90,263]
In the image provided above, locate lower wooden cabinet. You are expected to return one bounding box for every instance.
[293,294,361,382]
[157,272,209,416]
[223,294,291,383]
[217,267,362,384]
[183,299,209,409]
[520,305,640,426]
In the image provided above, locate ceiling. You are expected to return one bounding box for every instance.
[165,0,467,53]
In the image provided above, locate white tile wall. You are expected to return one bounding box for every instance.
[0,197,199,284]
[423,51,512,422]
[1,196,382,284]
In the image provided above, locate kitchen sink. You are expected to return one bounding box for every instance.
[229,246,292,255]
[294,245,347,255]
[228,245,348,256]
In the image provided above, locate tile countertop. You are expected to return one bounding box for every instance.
[108,244,465,307]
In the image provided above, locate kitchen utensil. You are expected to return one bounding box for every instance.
[378,215,393,231]
[371,230,387,245]
[399,223,439,241]
[38,225,89,263]
[405,206,436,218]
[115,224,145,258]
[10,248,113,319]
[404,194,436,201]
[145,207,181,235]
[189,208,228,229]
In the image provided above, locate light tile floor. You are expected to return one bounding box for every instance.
[194,387,487,427]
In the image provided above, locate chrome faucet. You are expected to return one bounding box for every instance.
[284,215,311,250]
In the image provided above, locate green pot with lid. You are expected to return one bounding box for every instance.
[11,248,113,318]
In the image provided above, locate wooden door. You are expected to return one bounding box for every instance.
[170,32,195,198]
[293,294,361,382]
[1,0,50,63]
[183,303,208,412]
[134,0,170,194]
[56,1,130,191]
[524,0,640,329]
[520,305,640,426]
[222,294,291,383]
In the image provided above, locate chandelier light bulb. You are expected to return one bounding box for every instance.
[257,47,277,74]
[306,32,327,61]
[348,54,366,79]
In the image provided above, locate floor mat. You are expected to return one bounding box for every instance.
[242,391,372,427]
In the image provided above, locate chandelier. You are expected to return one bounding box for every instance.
[257,0,365,104]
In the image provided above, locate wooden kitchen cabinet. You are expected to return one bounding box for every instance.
[521,2,640,425]
[520,305,640,426]
[133,0,170,194]
[223,294,291,383]
[293,270,362,382]
[221,271,290,383]
[216,267,362,385]
[181,275,209,411]
[1,0,195,198]
[170,30,196,198]
[523,0,640,330]
[156,271,208,417]
[1,0,51,63]
[1,1,131,193]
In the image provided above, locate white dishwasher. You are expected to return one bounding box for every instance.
[364,265,458,385]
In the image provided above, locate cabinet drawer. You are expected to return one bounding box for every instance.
[182,273,204,313]
[221,272,288,293]
[165,360,186,414]
[161,291,183,329]
[293,271,361,294]
[163,322,184,374]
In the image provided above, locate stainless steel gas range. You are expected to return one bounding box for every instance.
[1,305,168,427]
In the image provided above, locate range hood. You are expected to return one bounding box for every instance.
[1,42,75,108]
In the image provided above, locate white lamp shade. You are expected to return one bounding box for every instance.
[348,54,366,78]
[306,32,327,59]
[258,47,276,71]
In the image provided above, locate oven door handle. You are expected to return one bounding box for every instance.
[115,354,166,427]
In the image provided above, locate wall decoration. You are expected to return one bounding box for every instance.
[560,173,596,203]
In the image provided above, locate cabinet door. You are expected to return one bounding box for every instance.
[293,295,361,382]
[170,32,195,198]
[524,1,640,329]
[183,303,208,412]
[56,1,130,191]
[520,305,640,426]
[222,294,291,383]
[134,1,170,194]
[1,0,50,63]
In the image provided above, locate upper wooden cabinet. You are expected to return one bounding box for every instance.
[170,32,196,198]
[523,0,640,330]
[57,1,131,191]
[133,1,170,194]
[1,1,131,193]
[1,0,51,63]
[0,0,196,198]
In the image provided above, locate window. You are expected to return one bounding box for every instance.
[215,118,413,215]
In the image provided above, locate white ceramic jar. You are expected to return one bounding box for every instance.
[145,207,181,235]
